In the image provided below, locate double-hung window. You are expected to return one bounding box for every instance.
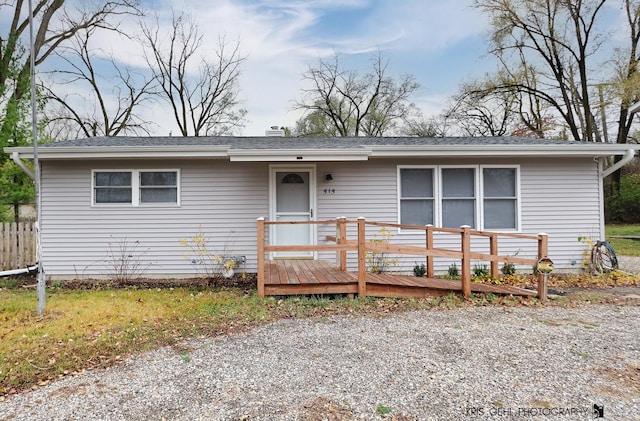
[441,168,476,229]
[93,170,179,206]
[482,167,517,230]
[399,168,434,226]
[398,165,519,230]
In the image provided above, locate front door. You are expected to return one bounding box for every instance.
[270,166,315,258]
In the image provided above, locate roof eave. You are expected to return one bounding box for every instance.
[5,145,230,159]
[369,144,640,158]
[228,149,372,162]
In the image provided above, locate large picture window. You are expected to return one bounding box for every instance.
[93,169,179,206]
[398,165,519,230]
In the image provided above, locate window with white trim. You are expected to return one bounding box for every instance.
[483,167,517,230]
[93,170,179,206]
[441,167,476,228]
[398,165,519,230]
[399,168,434,226]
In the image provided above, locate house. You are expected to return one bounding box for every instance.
[5,135,639,281]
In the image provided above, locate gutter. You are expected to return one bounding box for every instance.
[12,152,35,180]
[602,149,636,178]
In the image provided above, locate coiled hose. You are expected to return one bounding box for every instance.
[590,241,618,274]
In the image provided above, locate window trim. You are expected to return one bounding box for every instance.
[92,169,181,207]
[480,165,520,231]
[397,165,520,232]
[397,165,437,227]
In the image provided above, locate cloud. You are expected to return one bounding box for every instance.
[38,0,494,136]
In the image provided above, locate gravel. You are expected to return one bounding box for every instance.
[1,303,638,420]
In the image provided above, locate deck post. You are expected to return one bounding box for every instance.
[337,217,347,272]
[357,217,367,297]
[537,233,549,302]
[425,224,434,278]
[489,234,499,277]
[257,217,265,298]
[460,225,471,298]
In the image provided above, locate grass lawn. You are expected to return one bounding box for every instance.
[606,224,640,256]
[0,270,637,398]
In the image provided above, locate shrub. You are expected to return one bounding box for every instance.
[501,262,516,275]
[473,263,489,278]
[445,263,460,279]
[413,262,426,277]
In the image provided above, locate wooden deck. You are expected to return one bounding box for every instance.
[263,260,537,298]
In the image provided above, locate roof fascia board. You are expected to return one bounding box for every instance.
[228,149,371,162]
[5,146,230,159]
[369,145,640,157]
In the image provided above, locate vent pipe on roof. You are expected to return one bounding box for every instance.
[265,126,285,137]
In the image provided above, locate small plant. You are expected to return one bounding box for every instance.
[445,263,460,279]
[104,237,151,282]
[366,227,400,274]
[179,227,238,278]
[376,404,391,415]
[180,350,192,363]
[501,262,516,275]
[413,262,426,277]
[473,263,489,278]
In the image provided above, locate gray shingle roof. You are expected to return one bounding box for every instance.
[40,135,573,149]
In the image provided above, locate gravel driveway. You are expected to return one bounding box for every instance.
[1,303,638,420]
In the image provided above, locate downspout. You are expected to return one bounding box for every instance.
[602,149,636,179]
[11,152,35,180]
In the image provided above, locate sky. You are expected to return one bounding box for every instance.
[80,0,494,137]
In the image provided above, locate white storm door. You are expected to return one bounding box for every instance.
[271,167,315,258]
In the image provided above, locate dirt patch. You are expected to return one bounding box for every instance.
[17,273,257,291]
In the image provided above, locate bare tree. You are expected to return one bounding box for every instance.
[42,27,155,138]
[141,11,246,136]
[474,0,609,142]
[445,70,558,138]
[0,0,142,135]
[295,52,420,137]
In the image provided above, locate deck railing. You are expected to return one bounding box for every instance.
[257,217,548,301]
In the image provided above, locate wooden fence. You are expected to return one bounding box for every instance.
[1,222,37,271]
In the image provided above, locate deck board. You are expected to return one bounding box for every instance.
[263,260,536,298]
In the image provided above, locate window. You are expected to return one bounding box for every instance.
[398,166,519,230]
[483,167,517,229]
[93,170,179,206]
[399,168,434,226]
[140,171,178,204]
[94,171,132,204]
[442,168,476,228]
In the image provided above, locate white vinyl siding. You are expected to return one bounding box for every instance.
[42,160,268,277]
[40,157,601,278]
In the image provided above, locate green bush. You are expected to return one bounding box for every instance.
[445,263,460,279]
[413,262,426,277]
[473,263,489,278]
[606,173,640,223]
